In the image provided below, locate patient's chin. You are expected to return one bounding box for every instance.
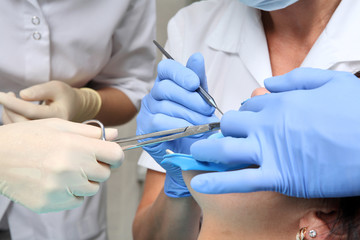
[181,169,306,237]
[182,170,243,215]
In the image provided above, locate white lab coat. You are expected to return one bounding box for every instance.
[0,0,156,239]
[138,0,360,171]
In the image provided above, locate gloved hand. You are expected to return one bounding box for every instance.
[0,118,123,213]
[136,52,218,197]
[190,68,360,198]
[162,133,247,172]
[0,80,102,124]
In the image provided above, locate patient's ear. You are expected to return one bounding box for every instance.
[299,208,345,240]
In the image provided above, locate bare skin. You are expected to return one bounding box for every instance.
[181,170,340,240]
[133,170,201,240]
[133,0,341,239]
[97,87,137,126]
[262,0,340,76]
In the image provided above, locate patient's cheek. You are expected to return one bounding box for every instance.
[251,87,270,97]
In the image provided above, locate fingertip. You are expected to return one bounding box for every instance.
[264,75,284,93]
[190,174,210,194]
[265,67,337,92]
[186,52,204,67]
[71,182,100,197]
[158,59,200,91]
[7,92,16,97]
[191,170,267,194]
[19,88,34,100]
[109,143,124,169]
[186,52,207,89]
[104,128,119,140]
[221,110,254,136]
[190,172,237,194]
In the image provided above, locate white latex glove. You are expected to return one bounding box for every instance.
[0,118,123,213]
[2,92,27,124]
[0,80,102,124]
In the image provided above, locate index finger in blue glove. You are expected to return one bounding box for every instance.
[239,94,271,112]
[265,67,339,92]
[157,59,200,91]
[190,169,276,194]
[151,79,214,116]
[146,97,218,125]
[190,136,260,166]
[186,52,208,91]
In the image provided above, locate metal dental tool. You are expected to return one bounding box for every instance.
[153,40,224,115]
[83,120,220,151]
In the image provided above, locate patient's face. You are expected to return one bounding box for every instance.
[182,170,322,238]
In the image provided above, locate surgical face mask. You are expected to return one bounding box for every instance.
[238,0,299,11]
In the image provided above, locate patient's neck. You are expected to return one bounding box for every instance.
[262,0,340,41]
[261,0,341,76]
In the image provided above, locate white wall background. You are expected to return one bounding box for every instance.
[107,1,196,239]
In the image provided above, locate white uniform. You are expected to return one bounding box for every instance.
[0,0,156,239]
[138,0,360,171]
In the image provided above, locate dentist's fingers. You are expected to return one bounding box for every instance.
[3,107,28,124]
[190,168,276,194]
[40,119,119,140]
[151,79,213,115]
[220,110,259,137]
[0,93,53,119]
[265,67,342,92]
[19,81,65,101]
[145,94,218,124]
[68,181,100,197]
[80,160,111,183]
[191,136,260,166]
[45,121,123,168]
[157,59,200,91]
[35,193,84,214]
[239,94,271,112]
[186,52,208,90]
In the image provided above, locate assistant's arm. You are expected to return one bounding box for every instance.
[92,0,156,125]
[133,170,201,240]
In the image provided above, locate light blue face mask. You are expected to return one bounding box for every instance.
[238,0,299,11]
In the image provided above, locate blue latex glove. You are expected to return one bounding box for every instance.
[190,68,360,198]
[136,52,218,197]
[162,133,250,172]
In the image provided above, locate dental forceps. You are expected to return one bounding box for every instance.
[83,120,220,151]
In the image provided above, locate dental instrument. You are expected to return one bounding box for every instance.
[83,120,220,151]
[153,40,224,115]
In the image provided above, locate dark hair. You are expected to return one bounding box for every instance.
[327,197,360,239]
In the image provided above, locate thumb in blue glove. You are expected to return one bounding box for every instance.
[190,68,360,198]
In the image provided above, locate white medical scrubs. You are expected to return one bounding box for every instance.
[138,0,360,171]
[0,0,156,239]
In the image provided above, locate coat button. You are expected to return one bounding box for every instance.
[33,32,41,40]
[32,16,40,25]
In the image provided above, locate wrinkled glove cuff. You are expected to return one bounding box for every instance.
[164,175,191,198]
[72,88,102,122]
